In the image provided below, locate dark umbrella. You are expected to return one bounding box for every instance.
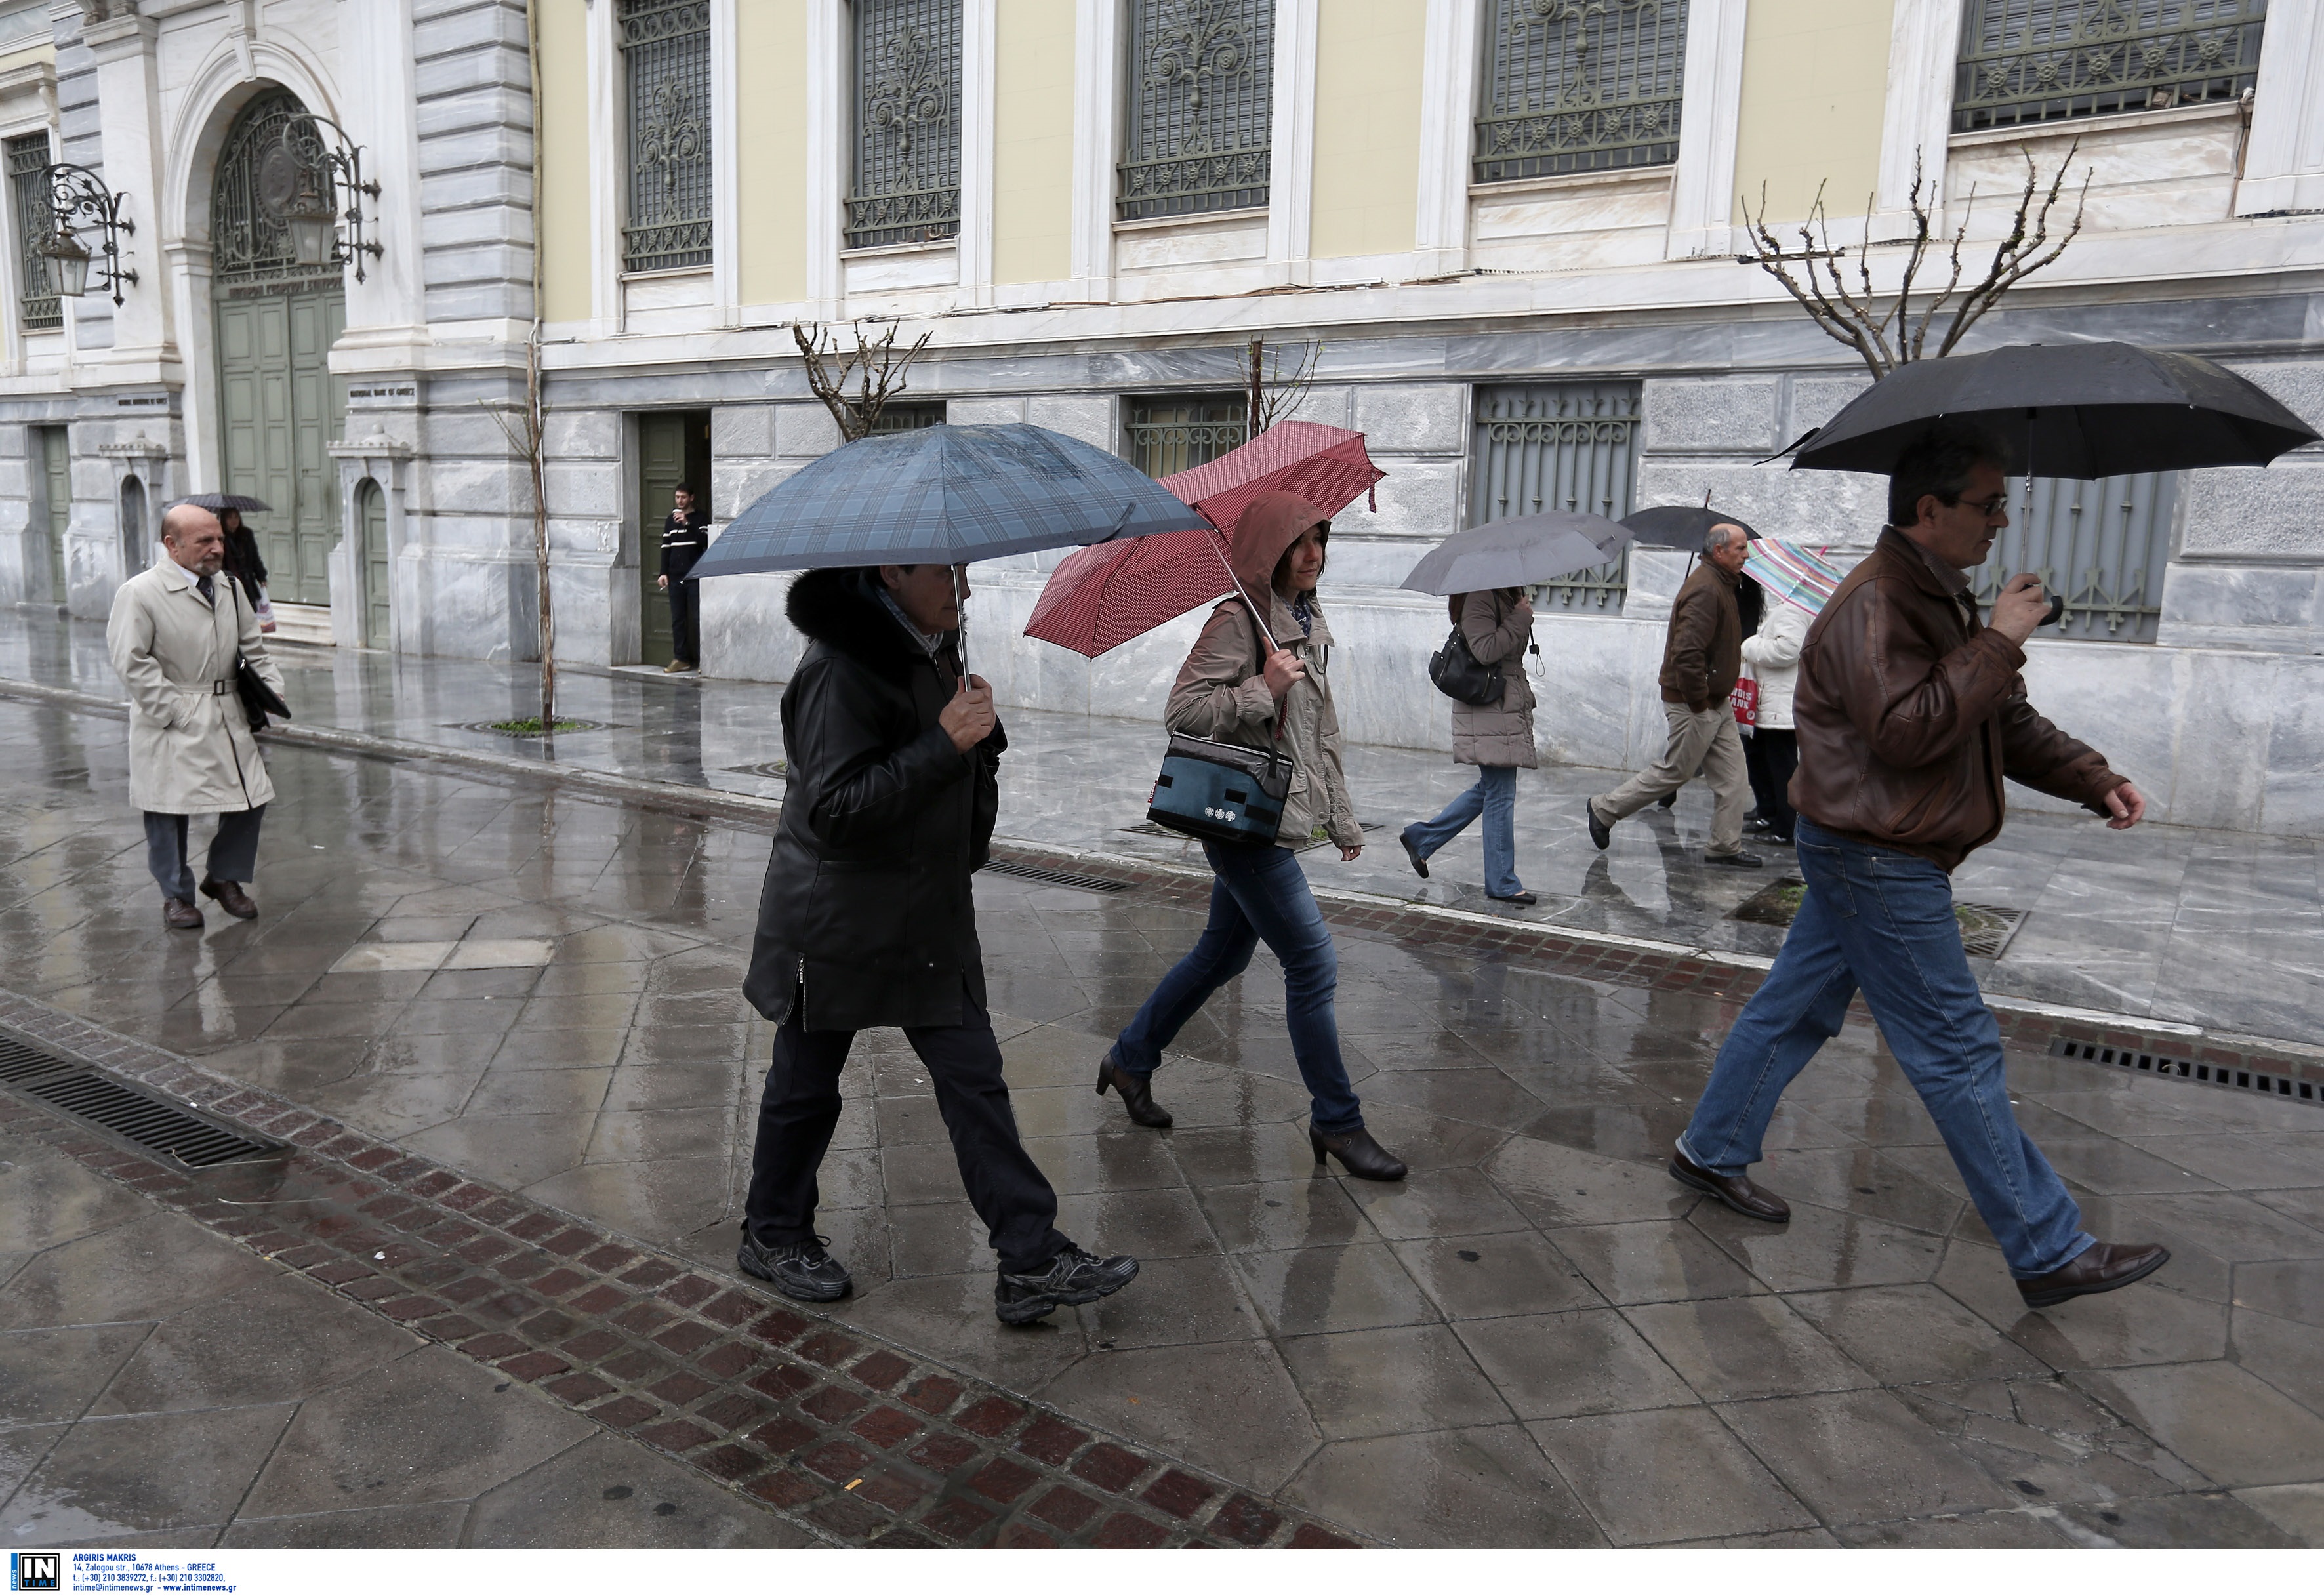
[1620,504,1759,550]
[1399,511,1632,596]
[1789,341,2319,478]
[176,492,272,514]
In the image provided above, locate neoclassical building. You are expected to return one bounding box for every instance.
[2,1,2319,836]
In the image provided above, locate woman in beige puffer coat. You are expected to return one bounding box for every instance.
[1398,587,1537,903]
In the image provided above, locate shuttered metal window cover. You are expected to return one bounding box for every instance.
[849,0,964,250]
[1128,393,1248,479]
[1475,0,1687,184]
[1969,470,2180,643]
[1470,383,1640,614]
[868,400,947,434]
[5,131,56,331]
[622,0,714,272]
[1953,0,2267,133]
[1118,0,1274,222]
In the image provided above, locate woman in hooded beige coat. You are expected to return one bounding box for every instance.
[1399,588,1538,902]
[1095,491,1406,1181]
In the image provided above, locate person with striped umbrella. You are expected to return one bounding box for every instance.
[1737,537,1846,846]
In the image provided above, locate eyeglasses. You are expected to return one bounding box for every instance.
[1956,493,2011,519]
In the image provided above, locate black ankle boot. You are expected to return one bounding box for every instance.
[1096,1053,1173,1128]
[1309,1124,1406,1181]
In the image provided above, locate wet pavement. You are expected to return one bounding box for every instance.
[4,610,2319,1044]
[2,678,2322,1549]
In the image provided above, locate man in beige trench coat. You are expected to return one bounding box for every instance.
[106,504,285,930]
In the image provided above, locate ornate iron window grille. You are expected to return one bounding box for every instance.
[211,89,343,293]
[1118,0,1274,222]
[1968,470,2178,642]
[1475,0,1686,184]
[847,0,962,249]
[621,0,712,272]
[868,400,947,434]
[1128,394,1248,478]
[1953,0,2266,133]
[6,132,58,331]
[1470,382,1639,613]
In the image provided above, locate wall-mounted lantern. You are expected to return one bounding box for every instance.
[261,112,383,280]
[39,163,136,306]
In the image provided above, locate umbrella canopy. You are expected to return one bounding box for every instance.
[1744,536,1846,616]
[1398,511,1633,597]
[176,493,272,514]
[689,423,1210,578]
[1790,341,2319,478]
[1620,504,1759,550]
[1158,420,1385,533]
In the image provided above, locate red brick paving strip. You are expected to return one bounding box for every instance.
[0,988,1364,1551]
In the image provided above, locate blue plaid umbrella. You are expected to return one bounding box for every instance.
[689,422,1212,578]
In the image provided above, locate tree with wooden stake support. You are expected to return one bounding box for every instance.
[1736,144,2090,380]
[794,319,932,441]
[481,336,563,736]
[1243,335,1320,437]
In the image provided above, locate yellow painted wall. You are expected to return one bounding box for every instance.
[1309,0,1425,262]
[1730,0,1898,227]
[738,1,810,305]
[535,0,591,323]
[992,0,1076,286]
[0,41,54,74]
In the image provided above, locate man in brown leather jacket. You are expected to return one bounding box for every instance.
[1668,424,2169,1311]
[1585,523,1759,867]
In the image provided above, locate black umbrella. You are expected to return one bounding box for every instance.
[176,492,273,514]
[1621,505,1759,550]
[1789,342,2318,478]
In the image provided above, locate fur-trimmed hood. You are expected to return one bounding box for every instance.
[785,567,947,685]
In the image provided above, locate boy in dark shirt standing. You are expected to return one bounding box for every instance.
[657,482,712,672]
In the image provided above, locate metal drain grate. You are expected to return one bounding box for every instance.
[2049,1036,2318,1107]
[0,1033,281,1167]
[979,859,1133,894]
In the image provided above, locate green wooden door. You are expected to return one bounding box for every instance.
[359,480,390,647]
[37,426,68,603]
[215,285,344,607]
[636,411,712,666]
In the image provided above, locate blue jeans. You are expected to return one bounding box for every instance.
[1402,766,1520,897]
[1112,838,1364,1134]
[1679,820,2094,1280]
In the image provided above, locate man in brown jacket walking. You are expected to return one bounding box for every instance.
[1668,424,2168,1311]
[1586,522,1758,867]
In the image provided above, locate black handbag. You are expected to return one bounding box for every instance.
[1147,602,1295,847]
[1428,625,1503,706]
[235,654,289,731]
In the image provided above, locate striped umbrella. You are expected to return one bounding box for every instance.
[1745,536,1846,616]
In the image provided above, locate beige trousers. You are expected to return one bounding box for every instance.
[1591,703,1749,857]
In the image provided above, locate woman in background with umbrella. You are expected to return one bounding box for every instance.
[1736,537,1843,846]
[1398,585,1538,903]
[179,494,276,635]
[1096,491,1407,1182]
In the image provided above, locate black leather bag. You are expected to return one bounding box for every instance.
[235,655,289,731]
[1428,625,1503,707]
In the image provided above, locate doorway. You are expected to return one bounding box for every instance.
[211,88,348,614]
[33,426,67,603]
[118,476,148,577]
[357,478,390,647]
[636,410,711,667]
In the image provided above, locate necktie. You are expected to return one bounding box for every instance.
[196,573,214,605]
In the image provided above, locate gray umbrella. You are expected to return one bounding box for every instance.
[1400,511,1632,596]
[176,492,273,514]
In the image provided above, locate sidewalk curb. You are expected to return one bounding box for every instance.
[5,674,2314,1096]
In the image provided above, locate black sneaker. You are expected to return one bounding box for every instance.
[1705,851,1764,870]
[995,1246,1139,1326]
[1585,800,1612,851]
[737,1232,852,1302]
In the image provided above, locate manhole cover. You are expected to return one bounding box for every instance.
[447,720,616,738]
[1731,878,2027,957]
[723,760,788,781]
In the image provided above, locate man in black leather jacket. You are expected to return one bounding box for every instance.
[737,563,1137,1324]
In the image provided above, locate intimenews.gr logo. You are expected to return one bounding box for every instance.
[10,1553,60,1592]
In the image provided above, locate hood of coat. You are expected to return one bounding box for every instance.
[785,567,945,686]
[1228,490,1328,613]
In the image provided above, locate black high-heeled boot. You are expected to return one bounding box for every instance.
[1309,1124,1406,1181]
[1096,1053,1173,1128]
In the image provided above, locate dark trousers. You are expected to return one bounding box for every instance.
[743,995,1069,1274]
[666,577,700,664]
[1743,728,1798,842]
[144,807,264,901]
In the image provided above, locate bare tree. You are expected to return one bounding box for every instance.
[1242,335,1321,436]
[794,320,933,441]
[1736,144,2090,379]
[483,337,555,729]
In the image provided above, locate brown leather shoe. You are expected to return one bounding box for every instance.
[199,878,258,920]
[1669,1146,1789,1223]
[163,897,204,931]
[2016,1241,2170,1309]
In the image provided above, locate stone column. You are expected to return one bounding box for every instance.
[78,10,174,373]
